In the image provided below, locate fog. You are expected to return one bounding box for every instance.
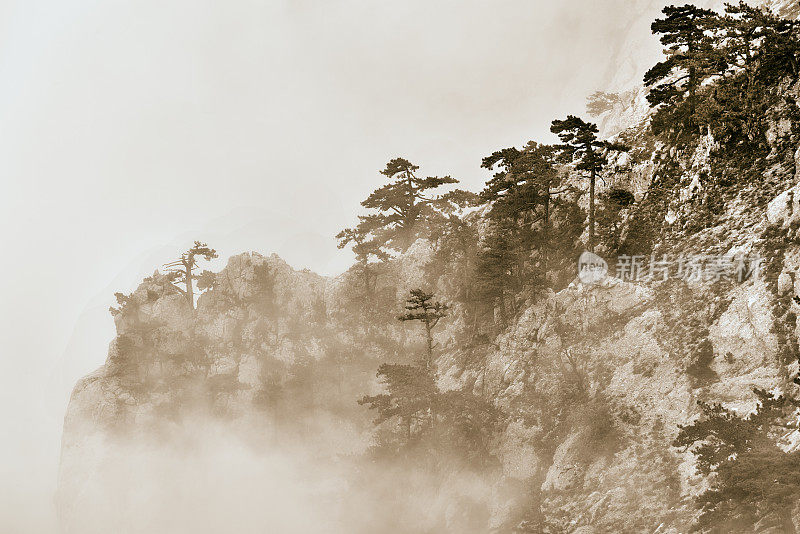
[59,420,355,534]
[0,1,679,532]
[57,416,504,533]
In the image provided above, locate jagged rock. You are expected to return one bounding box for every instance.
[594,87,650,139]
[151,294,193,330]
[61,238,798,533]
[763,0,800,18]
[497,420,542,480]
[767,184,800,227]
[541,429,592,492]
[60,57,800,528]
[795,146,800,183]
[766,116,793,146]
[779,272,794,295]
[394,238,435,297]
[708,279,781,409]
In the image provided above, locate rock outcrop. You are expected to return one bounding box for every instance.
[58,3,800,530]
[59,213,800,532]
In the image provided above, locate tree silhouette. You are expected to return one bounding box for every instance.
[358,363,438,443]
[674,389,800,532]
[349,158,460,253]
[550,116,627,252]
[336,223,389,299]
[164,241,218,309]
[398,289,448,370]
[482,142,578,272]
[643,4,722,124]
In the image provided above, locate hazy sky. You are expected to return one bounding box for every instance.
[0,1,679,531]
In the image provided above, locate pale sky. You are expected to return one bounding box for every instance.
[0,1,678,531]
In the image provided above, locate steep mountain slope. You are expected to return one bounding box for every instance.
[58,3,800,532]
[58,142,800,533]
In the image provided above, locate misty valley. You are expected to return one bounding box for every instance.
[54,1,800,533]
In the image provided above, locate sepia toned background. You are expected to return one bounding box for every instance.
[0,1,711,531]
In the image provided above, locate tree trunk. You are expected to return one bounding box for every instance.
[184,256,195,309]
[512,225,525,295]
[404,171,416,249]
[589,169,596,252]
[688,37,696,125]
[425,322,433,369]
[543,183,551,272]
[689,67,696,122]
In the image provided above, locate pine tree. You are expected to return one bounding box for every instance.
[475,219,518,328]
[482,143,560,226]
[163,241,218,309]
[398,289,448,370]
[674,389,800,532]
[358,362,504,462]
[595,188,635,254]
[643,4,724,126]
[358,363,438,445]
[336,222,389,298]
[482,142,577,273]
[586,91,622,117]
[686,3,800,146]
[550,116,628,252]
[478,144,552,323]
[721,1,799,82]
[360,158,458,251]
[475,142,584,326]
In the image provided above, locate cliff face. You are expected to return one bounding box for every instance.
[58,11,800,533]
[59,184,800,534]
[440,274,787,531]
[58,247,448,533]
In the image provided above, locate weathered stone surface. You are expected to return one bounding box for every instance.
[60,71,800,530]
[542,429,592,492]
[708,279,781,409]
[496,420,542,480]
[237,353,261,387]
[767,184,800,227]
[779,272,794,295]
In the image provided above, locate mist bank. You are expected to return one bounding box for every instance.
[58,1,800,531]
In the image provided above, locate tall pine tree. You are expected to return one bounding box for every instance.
[550,116,627,252]
[398,289,448,370]
[359,158,458,251]
[675,389,800,533]
[336,223,389,299]
[482,142,579,273]
[643,4,724,127]
[475,219,519,328]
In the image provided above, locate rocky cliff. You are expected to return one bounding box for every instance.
[58,5,800,532]
[58,177,800,534]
